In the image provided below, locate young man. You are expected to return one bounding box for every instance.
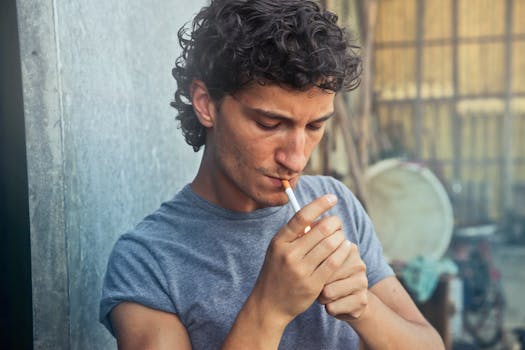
[100,0,445,349]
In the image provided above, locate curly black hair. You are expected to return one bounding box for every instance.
[171,0,362,152]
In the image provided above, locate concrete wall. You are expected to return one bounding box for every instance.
[16,1,205,348]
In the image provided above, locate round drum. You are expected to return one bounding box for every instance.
[364,159,454,262]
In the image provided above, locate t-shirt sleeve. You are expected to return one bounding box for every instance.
[99,232,177,335]
[334,180,395,287]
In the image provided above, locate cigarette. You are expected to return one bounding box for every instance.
[281,180,311,234]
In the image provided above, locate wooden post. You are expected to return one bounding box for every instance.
[335,95,367,207]
[359,0,378,170]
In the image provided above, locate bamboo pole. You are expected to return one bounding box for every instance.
[359,0,378,171]
[335,95,368,207]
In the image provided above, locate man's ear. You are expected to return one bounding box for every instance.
[190,80,216,128]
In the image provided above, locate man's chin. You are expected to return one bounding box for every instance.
[255,193,289,209]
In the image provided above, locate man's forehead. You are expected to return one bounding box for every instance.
[235,82,335,102]
[229,83,335,121]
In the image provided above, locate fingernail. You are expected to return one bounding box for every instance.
[326,194,337,204]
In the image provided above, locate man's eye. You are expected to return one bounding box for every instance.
[256,121,280,130]
[307,123,324,131]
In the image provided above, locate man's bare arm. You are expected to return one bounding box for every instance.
[111,302,192,350]
[356,276,444,349]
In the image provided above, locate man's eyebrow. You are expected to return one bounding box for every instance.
[246,105,335,123]
[311,112,335,123]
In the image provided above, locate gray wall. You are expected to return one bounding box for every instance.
[16,1,206,348]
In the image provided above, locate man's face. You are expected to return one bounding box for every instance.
[200,82,335,212]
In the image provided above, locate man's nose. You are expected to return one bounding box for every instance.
[275,130,308,173]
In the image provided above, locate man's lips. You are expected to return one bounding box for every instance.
[266,176,282,187]
[267,175,299,188]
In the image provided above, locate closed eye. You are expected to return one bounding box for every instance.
[256,121,280,130]
[307,122,325,131]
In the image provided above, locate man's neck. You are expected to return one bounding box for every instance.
[191,151,260,213]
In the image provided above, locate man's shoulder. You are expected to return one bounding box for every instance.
[113,185,195,244]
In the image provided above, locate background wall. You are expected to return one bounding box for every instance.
[15,0,206,348]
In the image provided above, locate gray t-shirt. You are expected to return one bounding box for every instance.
[100,175,393,349]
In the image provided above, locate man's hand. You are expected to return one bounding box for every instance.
[250,194,352,324]
[222,194,353,349]
[317,242,369,321]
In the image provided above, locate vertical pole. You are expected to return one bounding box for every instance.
[414,0,425,160]
[451,0,461,182]
[359,0,378,170]
[502,0,515,215]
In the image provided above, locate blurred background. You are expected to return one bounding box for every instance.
[307,0,525,349]
[1,0,524,349]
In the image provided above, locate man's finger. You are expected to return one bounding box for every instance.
[277,194,338,243]
[296,215,343,255]
[302,229,346,270]
[318,272,368,304]
[325,243,364,284]
[312,239,351,283]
